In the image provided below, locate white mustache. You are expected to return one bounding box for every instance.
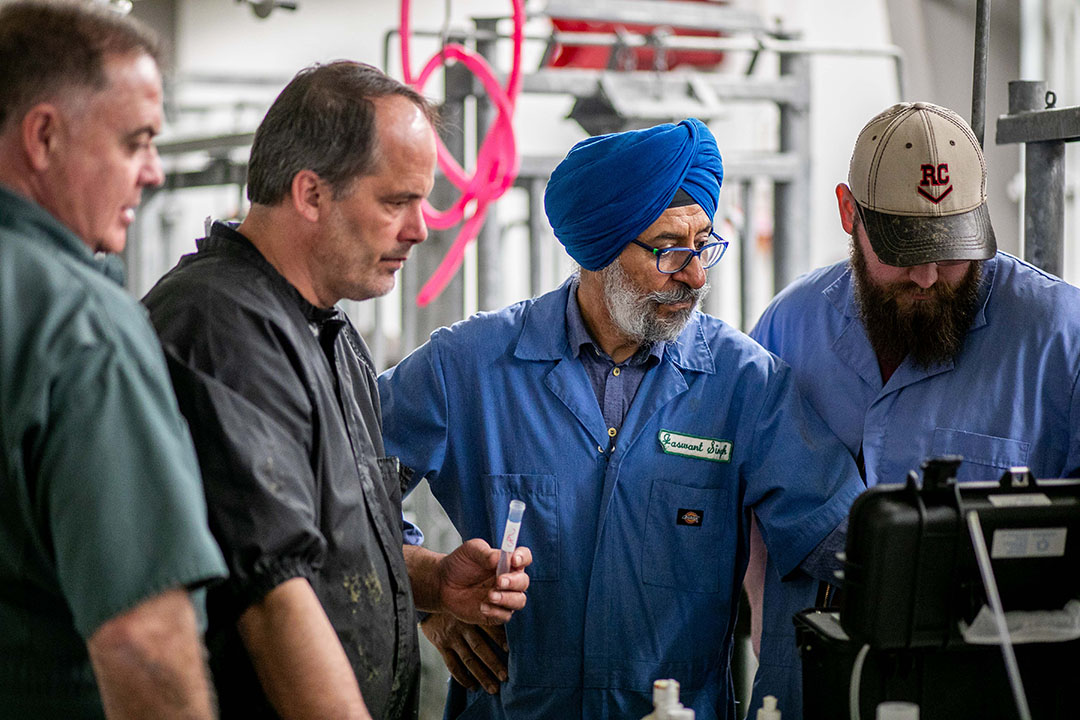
[648,282,709,306]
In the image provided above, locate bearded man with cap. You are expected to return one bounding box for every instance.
[744,102,1080,719]
[379,118,862,719]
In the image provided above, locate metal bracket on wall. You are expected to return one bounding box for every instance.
[996,81,1080,277]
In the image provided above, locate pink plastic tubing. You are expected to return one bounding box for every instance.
[400,0,524,306]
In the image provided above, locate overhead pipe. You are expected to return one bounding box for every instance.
[971,0,991,147]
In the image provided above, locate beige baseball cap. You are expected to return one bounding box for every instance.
[848,102,996,267]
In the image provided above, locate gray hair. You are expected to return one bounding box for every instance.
[246,61,438,205]
[0,0,161,131]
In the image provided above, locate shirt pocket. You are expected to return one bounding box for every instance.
[641,478,726,593]
[482,473,559,582]
[931,427,1031,480]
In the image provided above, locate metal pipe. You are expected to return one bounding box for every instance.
[474,17,502,312]
[739,180,752,332]
[382,27,906,98]
[1007,80,1065,277]
[1023,140,1065,275]
[773,47,811,293]
[528,178,547,297]
[971,0,991,147]
[386,25,905,59]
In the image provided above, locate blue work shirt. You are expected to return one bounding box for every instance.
[380,278,862,720]
[747,251,1080,719]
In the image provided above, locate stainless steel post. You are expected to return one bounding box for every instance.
[739,180,752,332]
[1008,80,1065,276]
[528,178,547,297]
[971,0,992,147]
[773,45,811,293]
[474,17,502,311]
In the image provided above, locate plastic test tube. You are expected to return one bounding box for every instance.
[496,499,526,576]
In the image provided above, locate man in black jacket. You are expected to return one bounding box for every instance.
[144,61,530,720]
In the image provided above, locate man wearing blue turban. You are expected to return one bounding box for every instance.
[380,119,861,719]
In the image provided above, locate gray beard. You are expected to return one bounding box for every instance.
[598,261,710,344]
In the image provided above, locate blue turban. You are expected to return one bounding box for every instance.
[544,118,724,271]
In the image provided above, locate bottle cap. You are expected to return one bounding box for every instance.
[652,678,679,707]
[876,701,919,720]
[757,695,781,720]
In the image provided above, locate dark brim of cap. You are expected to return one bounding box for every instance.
[860,202,997,267]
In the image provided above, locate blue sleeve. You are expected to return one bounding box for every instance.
[402,518,425,546]
[378,333,450,542]
[1067,362,1080,476]
[743,332,854,720]
[742,361,862,578]
[747,299,776,347]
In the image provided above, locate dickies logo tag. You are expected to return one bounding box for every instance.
[677,508,704,527]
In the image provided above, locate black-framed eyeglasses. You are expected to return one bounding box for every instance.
[630,231,729,274]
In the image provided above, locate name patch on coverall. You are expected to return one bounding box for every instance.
[658,430,732,462]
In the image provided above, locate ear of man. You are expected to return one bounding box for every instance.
[290,169,328,224]
[20,103,63,173]
[835,182,858,235]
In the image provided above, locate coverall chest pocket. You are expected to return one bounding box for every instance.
[482,473,559,581]
[642,478,726,593]
[931,428,1031,481]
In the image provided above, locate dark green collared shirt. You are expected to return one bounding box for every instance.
[0,185,226,718]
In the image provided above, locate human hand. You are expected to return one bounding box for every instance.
[437,538,531,624]
[421,613,508,694]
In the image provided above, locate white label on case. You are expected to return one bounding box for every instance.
[988,493,1052,507]
[990,528,1067,558]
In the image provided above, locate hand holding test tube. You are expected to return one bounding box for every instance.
[496,499,526,577]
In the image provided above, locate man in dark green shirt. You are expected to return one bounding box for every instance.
[0,4,226,718]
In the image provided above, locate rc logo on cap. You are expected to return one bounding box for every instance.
[918,163,952,204]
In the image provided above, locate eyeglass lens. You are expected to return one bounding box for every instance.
[656,243,725,273]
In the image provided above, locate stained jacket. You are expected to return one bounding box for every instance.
[380,278,862,720]
[748,251,1080,719]
[143,222,419,719]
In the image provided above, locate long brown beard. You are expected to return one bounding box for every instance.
[850,236,983,370]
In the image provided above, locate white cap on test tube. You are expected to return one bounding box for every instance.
[507,499,525,523]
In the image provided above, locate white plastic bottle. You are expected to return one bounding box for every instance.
[757,695,781,720]
[876,701,919,720]
[640,679,695,720]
